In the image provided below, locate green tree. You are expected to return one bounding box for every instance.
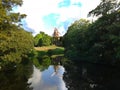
[34,31,52,46]
[63,19,90,60]
[0,0,26,30]
[39,32,52,46]
[86,0,120,64]
[63,11,120,65]
[0,28,34,65]
[63,0,120,65]
[0,0,34,67]
[88,0,119,17]
[34,33,42,46]
[86,11,120,64]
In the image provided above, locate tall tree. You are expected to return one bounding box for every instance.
[0,0,26,30]
[0,0,34,67]
[88,0,120,17]
[63,19,90,60]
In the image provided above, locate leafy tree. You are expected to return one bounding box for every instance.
[86,11,120,64]
[34,33,42,46]
[39,35,52,46]
[0,0,26,30]
[34,31,52,46]
[88,0,120,17]
[63,0,120,65]
[0,28,34,65]
[63,19,90,60]
[0,0,34,67]
[86,0,120,64]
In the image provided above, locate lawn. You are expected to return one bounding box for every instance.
[34,45,64,51]
[34,45,64,58]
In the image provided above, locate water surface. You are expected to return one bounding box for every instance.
[28,65,67,90]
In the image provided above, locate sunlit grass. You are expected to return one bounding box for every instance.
[51,54,64,58]
[34,45,64,58]
[34,45,64,51]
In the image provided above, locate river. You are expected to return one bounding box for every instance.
[0,58,120,90]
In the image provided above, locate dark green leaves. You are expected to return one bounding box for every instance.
[0,29,34,64]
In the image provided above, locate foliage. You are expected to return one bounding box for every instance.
[88,0,120,17]
[34,31,52,46]
[0,0,34,67]
[34,33,42,46]
[63,10,120,65]
[87,11,120,64]
[63,19,90,60]
[0,29,34,65]
[0,0,26,30]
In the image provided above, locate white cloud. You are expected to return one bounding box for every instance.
[17,0,101,36]
[79,0,100,20]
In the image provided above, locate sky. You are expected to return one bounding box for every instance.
[17,0,101,36]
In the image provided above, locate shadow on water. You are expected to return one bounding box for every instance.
[64,61,120,90]
[0,62,33,90]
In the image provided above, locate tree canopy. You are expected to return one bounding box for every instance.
[34,31,52,47]
[88,0,120,17]
[0,0,34,66]
[63,0,120,65]
[63,19,90,60]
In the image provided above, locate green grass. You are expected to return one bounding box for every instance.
[34,45,64,58]
[34,45,64,51]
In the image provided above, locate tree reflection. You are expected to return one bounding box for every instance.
[33,55,51,71]
[64,61,120,90]
[0,62,33,90]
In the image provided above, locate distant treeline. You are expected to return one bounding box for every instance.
[34,31,63,47]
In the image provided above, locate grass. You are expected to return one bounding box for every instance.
[34,45,65,58]
[34,45,64,51]
[33,45,69,67]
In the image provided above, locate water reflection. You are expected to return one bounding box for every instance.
[28,65,67,90]
[0,63,33,90]
[64,61,120,90]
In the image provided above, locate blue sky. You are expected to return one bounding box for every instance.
[17,0,100,36]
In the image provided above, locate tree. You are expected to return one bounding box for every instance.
[0,0,34,67]
[86,0,120,64]
[88,0,119,17]
[0,0,26,30]
[63,19,90,60]
[34,33,42,46]
[86,11,120,64]
[63,11,120,65]
[34,31,52,46]
[0,28,34,65]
